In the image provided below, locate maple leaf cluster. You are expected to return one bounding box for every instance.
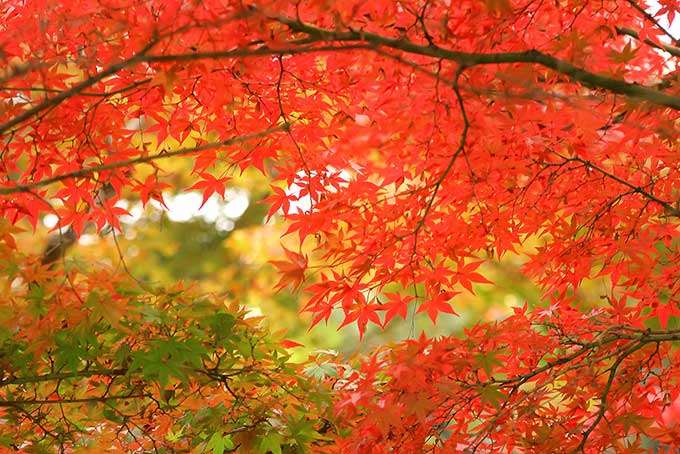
[1,0,680,452]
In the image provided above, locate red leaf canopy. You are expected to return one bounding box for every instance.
[1,0,680,452]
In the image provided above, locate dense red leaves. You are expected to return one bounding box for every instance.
[332,308,680,453]
[2,0,680,452]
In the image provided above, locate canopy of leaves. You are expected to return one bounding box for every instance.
[1,0,680,453]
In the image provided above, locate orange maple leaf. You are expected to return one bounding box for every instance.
[269,246,308,291]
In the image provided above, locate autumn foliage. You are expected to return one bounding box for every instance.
[2,0,680,452]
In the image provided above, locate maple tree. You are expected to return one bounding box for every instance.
[2,0,680,452]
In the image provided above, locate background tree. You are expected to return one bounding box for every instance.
[1,0,680,453]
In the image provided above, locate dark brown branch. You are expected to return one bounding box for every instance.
[0,124,288,196]
[0,41,370,136]
[467,327,676,452]
[625,0,679,46]
[0,393,149,406]
[0,78,153,98]
[615,26,680,58]
[558,153,680,217]
[143,43,373,64]
[484,327,680,390]
[0,41,158,136]
[270,14,680,111]
[0,368,127,387]
[571,340,647,453]
[413,67,468,240]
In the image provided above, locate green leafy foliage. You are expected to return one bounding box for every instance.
[0,267,332,453]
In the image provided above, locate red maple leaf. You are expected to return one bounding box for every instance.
[269,246,308,291]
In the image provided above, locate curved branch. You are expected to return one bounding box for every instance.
[0,368,127,388]
[270,14,680,110]
[0,393,150,406]
[0,40,158,136]
[615,26,680,58]
[0,124,288,196]
[143,43,373,64]
[557,153,680,217]
[625,0,679,46]
[0,40,368,138]
[412,67,468,246]
[571,340,647,453]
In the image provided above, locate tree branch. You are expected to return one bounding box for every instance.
[624,0,680,46]
[0,124,288,196]
[615,26,680,58]
[0,393,150,406]
[0,368,127,388]
[270,14,680,110]
[0,44,370,137]
[557,153,680,217]
[143,43,373,64]
[0,40,158,136]
[571,340,647,453]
